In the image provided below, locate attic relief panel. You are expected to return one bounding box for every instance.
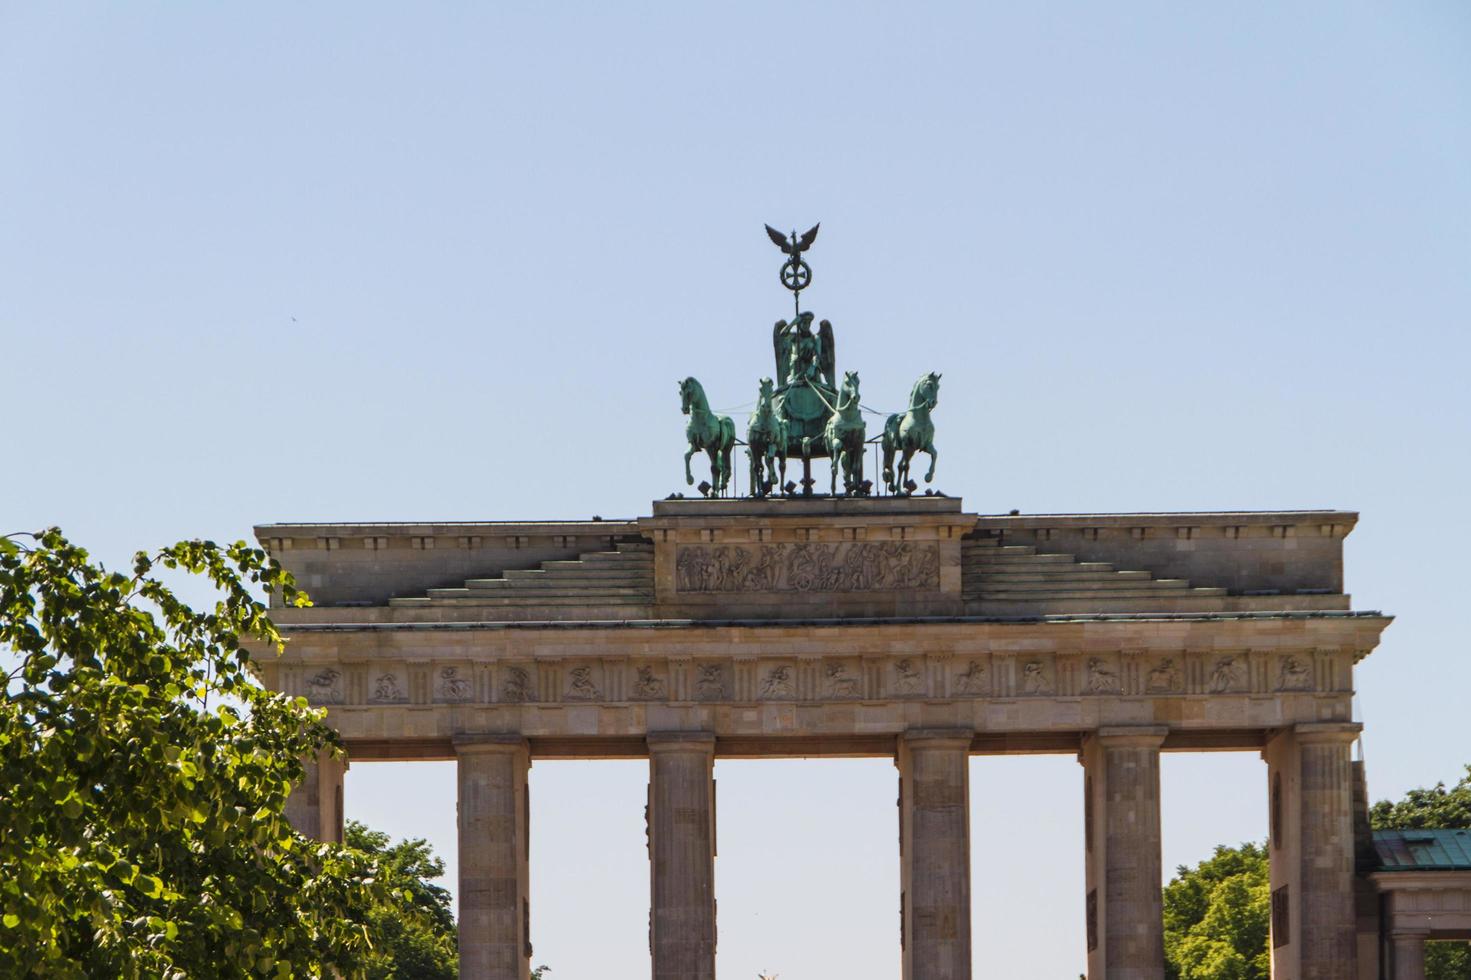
[674,542,939,593]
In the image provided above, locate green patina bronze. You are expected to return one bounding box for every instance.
[882,372,941,495]
[677,225,942,498]
[679,377,735,494]
[824,370,866,496]
[745,377,788,497]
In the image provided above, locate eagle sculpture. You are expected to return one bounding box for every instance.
[764,222,820,255]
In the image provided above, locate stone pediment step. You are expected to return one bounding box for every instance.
[980,569,1154,584]
[461,576,653,591]
[961,543,1038,555]
[963,553,1076,565]
[429,586,653,600]
[968,586,1229,601]
[501,572,651,586]
[539,559,652,571]
[964,578,1196,595]
[392,537,657,608]
[390,594,651,608]
[962,540,1228,603]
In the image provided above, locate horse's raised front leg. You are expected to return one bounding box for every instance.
[924,443,938,483]
[684,445,696,486]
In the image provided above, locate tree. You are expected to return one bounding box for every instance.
[1372,767,1471,978]
[1371,765,1471,832]
[0,528,414,978]
[345,821,457,980]
[1162,842,1270,980]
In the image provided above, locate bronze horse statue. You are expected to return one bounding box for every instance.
[823,370,866,496]
[746,377,788,498]
[882,372,940,495]
[680,377,736,495]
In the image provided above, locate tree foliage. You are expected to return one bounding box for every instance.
[1371,765,1471,832]
[1163,842,1270,980]
[345,821,457,980]
[0,528,415,978]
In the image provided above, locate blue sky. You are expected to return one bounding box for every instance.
[3,4,1468,976]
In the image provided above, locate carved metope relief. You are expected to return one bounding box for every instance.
[500,665,534,703]
[1210,655,1243,694]
[1021,659,1052,696]
[674,542,939,593]
[436,666,473,703]
[1145,657,1181,694]
[371,672,406,704]
[824,661,861,698]
[1085,657,1120,695]
[632,665,667,701]
[307,668,343,705]
[953,659,989,696]
[892,658,925,696]
[1276,654,1314,692]
[695,663,727,700]
[761,664,795,699]
[565,665,602,701]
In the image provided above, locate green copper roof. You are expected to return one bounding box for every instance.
[1373,829,1471,871]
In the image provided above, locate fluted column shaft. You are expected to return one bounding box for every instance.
[648,732,717,980]
[456,735,531,980]
[1392,930,1428,980]
[898,729,973,980]
[284,749,346,843]
[1081,727,1166,980]
[1265,722,1360,980]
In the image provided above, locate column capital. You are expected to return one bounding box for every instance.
[1292,721,1362,744]
[647,731,716,754]
[1089,725,1169,749]
[901,727,975,750]
[453,733,530,755]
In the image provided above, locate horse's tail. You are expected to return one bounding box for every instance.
[719,415,737,451]
[881,413,901,484]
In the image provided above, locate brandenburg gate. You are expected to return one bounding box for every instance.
[261,500,1388,979]
[260,227,1391,978]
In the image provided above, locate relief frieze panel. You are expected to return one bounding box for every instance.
[293,646,1350,709]
[674,542,940,593]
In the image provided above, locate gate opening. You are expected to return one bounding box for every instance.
[969,754,1085,978]
[530,759,651,980]
[715,758,900,980]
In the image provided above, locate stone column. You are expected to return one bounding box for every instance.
[1080,726,1167,980]
[647,729,714,971]
[897,729,973,980]
[284,749,347,843]
[455,735,531,980]
[1392,930,1429,980]
[1264,722,1360,980]
[647,732,717,980]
